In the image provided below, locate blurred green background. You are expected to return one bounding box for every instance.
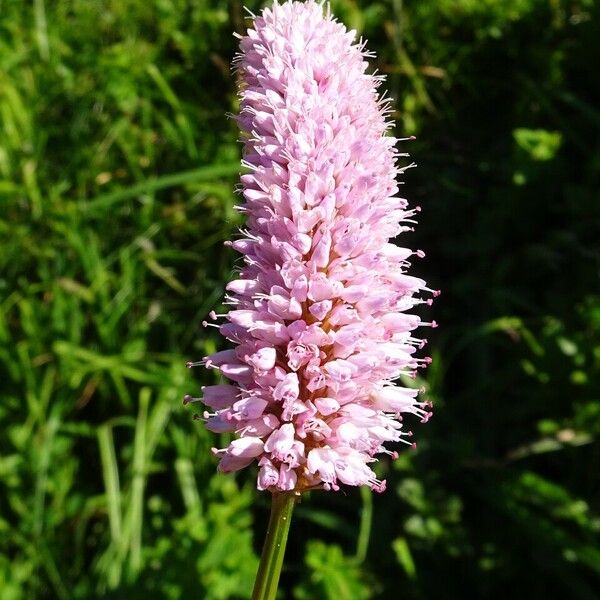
[1,0,599,598]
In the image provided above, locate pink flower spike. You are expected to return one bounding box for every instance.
[186,0,437,493]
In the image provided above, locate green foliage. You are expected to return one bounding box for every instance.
[294,541,374,600]
[0,0,599,598]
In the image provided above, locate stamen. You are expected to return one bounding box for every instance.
[183,394,202,405]
[423,286,441,297]
[379,448,399,459]
[420,320,438,328]
[413,357,432,366]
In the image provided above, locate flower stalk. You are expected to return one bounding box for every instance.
[252,492,299,600]
[185,2,438,597]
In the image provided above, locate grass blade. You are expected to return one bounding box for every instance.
[97,425,122,546]
[79,163,240,214]
[127,388,150,575]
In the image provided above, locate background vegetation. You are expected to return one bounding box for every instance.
[0,0,599,598]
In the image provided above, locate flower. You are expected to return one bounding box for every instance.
[187,0,438,493]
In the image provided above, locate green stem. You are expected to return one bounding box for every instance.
[354,484,373,564]
[252,492,299,600]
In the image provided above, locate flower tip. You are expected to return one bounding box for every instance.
[183,394,193,405]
